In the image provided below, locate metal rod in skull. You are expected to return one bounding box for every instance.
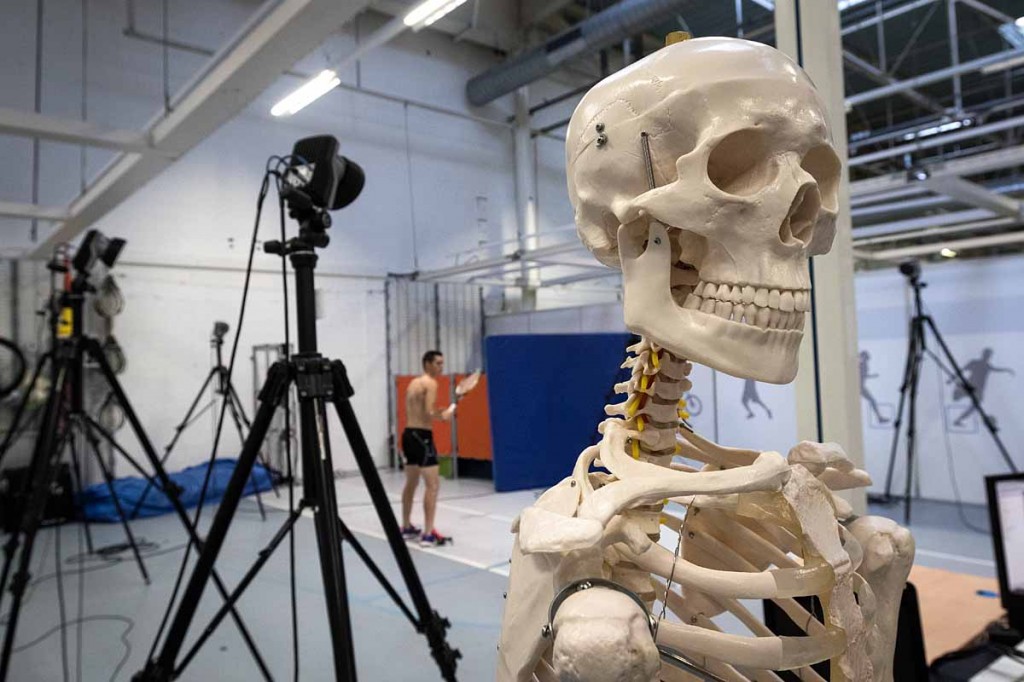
[497,37,915,682]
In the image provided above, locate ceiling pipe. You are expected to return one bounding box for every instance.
[854,217,1017,246]
[465,0,688,107]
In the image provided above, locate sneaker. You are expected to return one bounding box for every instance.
[419,530,451,547]
[401,524,421,540]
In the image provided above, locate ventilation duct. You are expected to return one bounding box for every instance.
[466,0,688,107]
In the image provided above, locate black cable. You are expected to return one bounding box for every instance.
[10,614,134,682]
[933,357,990,534]
[149,168,274,660]
[0,336,27,400]
[54,522,70,682]
[276,173,301,682]
[75,511,84,682]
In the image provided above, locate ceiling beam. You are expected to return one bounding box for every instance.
[0,201,69,222]
[842,51,945,115]
[854,207,997,238]
[28,0,371,258]
[850,144,1024,200]
[0,108,171,155]
[857,230,1024,261]
[521,0,578,28]
[846,48,1024,109]
[924,176,1024,218]
[415,241,584,281]
[849,115,1024,167]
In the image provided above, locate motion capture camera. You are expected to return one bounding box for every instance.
[282,135,365,213]
[898,260,921,280]
[72,230,125,275]
[211,321,229,342]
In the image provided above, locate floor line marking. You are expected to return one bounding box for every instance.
[438,502,516,524]
[916,548,995,567]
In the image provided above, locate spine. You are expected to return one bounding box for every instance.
[603,337,693,467]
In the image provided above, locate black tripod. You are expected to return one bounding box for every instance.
[882,264,1018,524]
[0,273,273,682]
[129,322,277,521]
[134,207,459,681]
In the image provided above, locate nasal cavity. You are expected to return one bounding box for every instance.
[779,184,821,246]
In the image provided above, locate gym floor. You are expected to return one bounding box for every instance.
[3,472,996,681]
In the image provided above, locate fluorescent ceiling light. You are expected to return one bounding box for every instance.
[748,0,870,9]
[940,247,958,258]
[981,53,1024,74]
[270,69,340,117]
[404,0,468,29]
[901,118,972,141]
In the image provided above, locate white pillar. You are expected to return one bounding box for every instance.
[776,1,867,514]
[513,86,539,311]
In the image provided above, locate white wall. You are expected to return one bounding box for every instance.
[1,1,544,474]
[856,255,1024,505]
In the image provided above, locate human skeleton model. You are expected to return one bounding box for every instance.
[497,37,915,682]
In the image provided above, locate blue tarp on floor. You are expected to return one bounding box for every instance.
[79,458,275,522]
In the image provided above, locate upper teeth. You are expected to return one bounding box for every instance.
[680,280,808,331]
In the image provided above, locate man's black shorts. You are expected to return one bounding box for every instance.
[402,427,438,468]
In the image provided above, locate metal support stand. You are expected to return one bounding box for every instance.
[0,281,271,682]
[882,270,1018,524]
[129,331,278,520]
[134,214,459,681]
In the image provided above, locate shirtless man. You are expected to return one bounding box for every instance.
[401,350,455,546]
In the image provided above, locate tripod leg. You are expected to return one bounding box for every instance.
[140,361,291,682]
[903,323,925,526]
[130,368,220,519]
[175,505,307,676]
[84,340,272,682]
[329,361,459,681]
[65,426,95,555]
[0,352,50,467]
[336,517,418,625]
[227,379,252,429]
[82,419,150,585]
[225,391,267,521]
[0,360,70,681]
[229,381,280,498]
[304,397,357,682]
[924,317,1019,473]
[884,316,917,501]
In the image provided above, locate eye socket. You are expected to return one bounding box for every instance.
[706,128,776,197]
[801,145,841,211]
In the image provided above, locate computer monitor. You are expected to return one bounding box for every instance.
[986,473,1024,632]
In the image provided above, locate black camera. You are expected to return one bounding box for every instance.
[282,136,364,213]
[898,260,921,280]
[211,321,229,342]
[72,230,125,275]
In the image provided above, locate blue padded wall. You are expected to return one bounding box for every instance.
[487,333,632,492]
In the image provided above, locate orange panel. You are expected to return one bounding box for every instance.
[454,374,492,461]
[395,374,452,457]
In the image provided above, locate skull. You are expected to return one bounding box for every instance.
[566,37,841,384]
